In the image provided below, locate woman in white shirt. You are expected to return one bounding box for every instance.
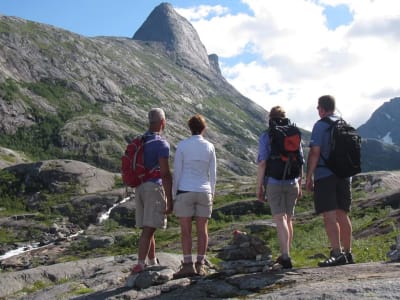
[172,114,216,278]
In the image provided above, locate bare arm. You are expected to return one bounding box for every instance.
[256,160,267,202]
[306,146,320,192]
[298,165,303,198]
[159,157,173,214]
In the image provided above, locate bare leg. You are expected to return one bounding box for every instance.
[147,235,156,260]
[274,213,290,257]
[322,210,341,252]
[287,214,294,250]
[138,226,156,262]
[179,217,193,262]
[336,209,352,252]
[195,217,209,261]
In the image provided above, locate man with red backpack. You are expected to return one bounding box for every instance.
[131,108,173,273]
[256,106,304,270]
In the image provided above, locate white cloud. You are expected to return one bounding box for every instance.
[176,5,228,21]
[178,0,400,131]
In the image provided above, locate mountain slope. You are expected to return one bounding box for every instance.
[358,97,400,172]
[358,97,400,145]
[0,4,266,176]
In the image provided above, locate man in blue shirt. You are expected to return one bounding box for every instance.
[131,108,173,273]
[306,95,354,267]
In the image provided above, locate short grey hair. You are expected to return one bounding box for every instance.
[148,108,165,124]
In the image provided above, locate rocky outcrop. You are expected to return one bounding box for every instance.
[358,97,400,145]
[1,237,400,300]
[0,146,30,169]
[133,3,212,75]
[4,159,117,194]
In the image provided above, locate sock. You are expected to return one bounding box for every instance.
[331,248,342,257]
[148,257,158,265]
[183,255,192,264]
[137,259,145,266]
[281,253,290,260]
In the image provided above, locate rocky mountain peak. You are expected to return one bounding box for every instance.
[132,2,213,73]
[358,97,400,145]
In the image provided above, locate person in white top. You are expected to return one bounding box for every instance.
[172,114,216,278]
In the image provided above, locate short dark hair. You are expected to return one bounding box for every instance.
[318,95,335,112]
[188,114,206,135]
[269,106,286,119]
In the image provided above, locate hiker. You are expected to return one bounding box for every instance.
[256,106,304,269]
[305,95,355,267]
[131,108,173,273]
[172,114,217,278]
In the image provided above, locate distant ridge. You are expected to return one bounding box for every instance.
[358,97,400,145]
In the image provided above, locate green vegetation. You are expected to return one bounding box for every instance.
[71,286,95,296]
[20,281,50,294]
[1,166,398,269]
[0,170,27,215]
[0,79,104,162]
[0,78,20,102]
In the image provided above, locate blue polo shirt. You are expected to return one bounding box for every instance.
[143,131,170,185]
[309,115,338,180]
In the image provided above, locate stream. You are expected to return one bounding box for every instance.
[0,197,130,261]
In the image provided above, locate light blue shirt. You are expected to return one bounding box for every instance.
[309,114,338,180]
[173,135,216,197]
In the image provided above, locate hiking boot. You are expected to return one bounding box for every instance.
[345,252,355,264]
[273,256,293,269]
[318,252,347,267]
[173,262,196,279]
[195,262,207,276]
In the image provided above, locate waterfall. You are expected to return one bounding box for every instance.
[1,197,131,261]
[0,230,84,261]
[97,197,130,223]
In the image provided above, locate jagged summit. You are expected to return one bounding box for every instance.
[358,97,400,145]
[133,2,214,73]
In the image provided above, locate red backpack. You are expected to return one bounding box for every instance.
[121,135,160,187]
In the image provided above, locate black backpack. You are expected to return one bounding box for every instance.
[321,117,362,178]
[266,118,303,180]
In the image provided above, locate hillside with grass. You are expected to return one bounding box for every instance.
[1,3,400,299]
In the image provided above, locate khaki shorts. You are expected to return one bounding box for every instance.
[266,182,299,216]
[135,182,167,229]
[174,191,213,218]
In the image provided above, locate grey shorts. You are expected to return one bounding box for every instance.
[173,191,213,218]
[266,182,299,216]
[135,182,167,229]
[314,174,352,214]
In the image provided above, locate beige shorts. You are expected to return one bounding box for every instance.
[174,191,213,218]
[135,182,167,229]
[266,182,299,216]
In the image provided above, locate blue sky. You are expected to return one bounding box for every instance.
[1,0,399,130]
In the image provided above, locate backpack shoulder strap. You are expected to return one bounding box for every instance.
[318,117,336,167]
[321,116,334,125]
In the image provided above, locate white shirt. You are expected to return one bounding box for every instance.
[173,135,216,197]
